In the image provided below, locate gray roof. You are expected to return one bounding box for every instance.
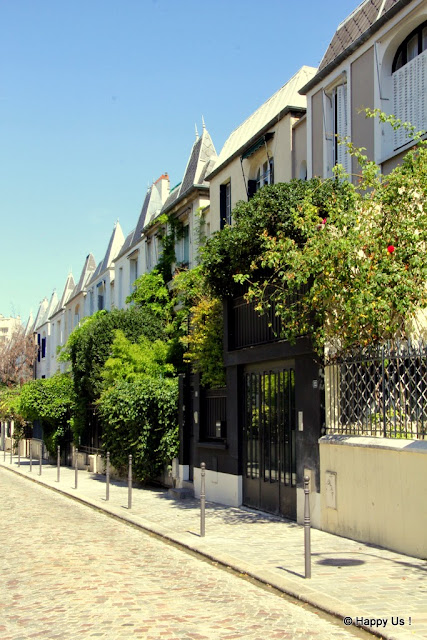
[161,183,181,211]
[51,273,76,317]
[207,66,316,179]
[34,292,58,329]
[88,223,125,285]
[68,253,96,303]
[159,127,217,217]
[114,229,135,262]
[300,0,408,93]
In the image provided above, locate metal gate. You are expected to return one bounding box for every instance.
[243,367,296,519]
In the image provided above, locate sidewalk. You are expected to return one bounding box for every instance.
[1,454,426,640]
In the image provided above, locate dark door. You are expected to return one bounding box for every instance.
[243,367,296,519]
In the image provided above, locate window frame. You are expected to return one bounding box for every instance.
[392,21,427,72]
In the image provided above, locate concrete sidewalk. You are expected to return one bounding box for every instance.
[1,454,426,640]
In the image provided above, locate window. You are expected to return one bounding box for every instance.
[37,333,41,362]
[146,239,152,271]
[97,282,105,310]
[248,158,274,198]
[129,257,138,291]
[74,305,80,327]
[117,268,123,309]
[392,22,427,150]
[323,82,350,176]
[220,181,231,229]
[256,158,274,191]
[182,224,190,266]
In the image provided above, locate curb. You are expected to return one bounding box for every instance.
[0,461,414,640]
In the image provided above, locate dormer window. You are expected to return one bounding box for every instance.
[392,21,427,150]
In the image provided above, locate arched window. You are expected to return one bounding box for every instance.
[392,21,427,149]
[392,21,427,72]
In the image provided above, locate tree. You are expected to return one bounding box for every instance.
[172,267,225,387]
[201,117,427,358]
[98,377,179,482]
[59,306,165,441]
[0,325,38,386]
[18,373,76,453]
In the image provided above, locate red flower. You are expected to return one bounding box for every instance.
[387,245,395,253]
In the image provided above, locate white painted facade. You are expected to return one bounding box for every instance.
[113,174,170,309]
[85,223,125,316]
[0,315,22,345]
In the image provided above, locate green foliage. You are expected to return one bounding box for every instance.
[98,377,179,482]
[200,114,427,359]
[18,373,75,453]
[201,178,356,297]
[102,329,174,386]
[0,385,24,423]
[126,270,172,321]
[59,306,165,437]
[149,214,184,282]
[173,267,225,387]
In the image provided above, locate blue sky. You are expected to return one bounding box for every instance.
[1,0,360,323]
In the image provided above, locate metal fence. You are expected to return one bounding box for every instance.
[326,340,427,439]
[229,285,308,350]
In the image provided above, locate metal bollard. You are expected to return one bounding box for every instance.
[29,441,32,472]
[200,462,206,537]
[18,443,20,467]
[128,454,132,509]
[74,447,78,489]
[39,442,43,475]
[10,437,13,464]
[57,445,60,482]
[304,475,311,579]
[106,452,110,501]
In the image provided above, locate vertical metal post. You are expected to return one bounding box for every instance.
[128,454,132,509]
[106,452,110,501]
[10,437,13,464]
[74,447,78,489]
[57,445,60,482]
[200,462,206,537]
[18,442,20,467]
[29,441,32,472]
[304,475,311,579]
[39,442,43,475]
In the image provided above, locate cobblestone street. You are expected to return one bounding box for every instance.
[0,468,376,640]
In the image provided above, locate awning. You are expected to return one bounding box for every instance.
[241,132,275,160]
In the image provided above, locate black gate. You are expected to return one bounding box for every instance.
[243,366,296,519]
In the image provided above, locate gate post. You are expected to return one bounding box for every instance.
[74,447,78,489]
[200,462,206,537]
[128,455,132,510]
[304,475,311,579]
[39,442,43,475]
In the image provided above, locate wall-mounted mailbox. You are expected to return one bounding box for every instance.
[215,420,226,438]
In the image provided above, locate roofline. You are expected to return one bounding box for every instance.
[205,106,306,181]
[143,184,209,233]
[299,0,412,95]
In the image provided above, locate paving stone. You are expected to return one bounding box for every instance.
[1,457,425,639]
